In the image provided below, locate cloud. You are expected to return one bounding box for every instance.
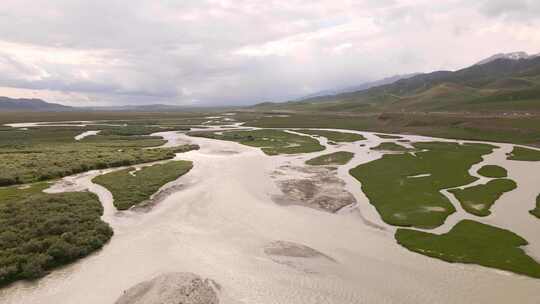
[478,0,540,20]
[0,0,539,106]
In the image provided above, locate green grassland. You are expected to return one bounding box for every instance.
[349,142,495,228]
[0,183,113,285]
[243,112,540,147]
[395,220,540,278]
[531,194,540,219]
[295,129,365,142]
[189,129,325,155]
[449,179,517,216]
[477,165,508,178]
[0,126,197,186]
[305,151,354,166]
[98,124,189,136]
[371,142,414,152]
[3,109,540,147]
[507,146,540,161]
[92,161,193,210]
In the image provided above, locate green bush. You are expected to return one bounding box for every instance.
[0,187,113,286]
[531,194,540,219]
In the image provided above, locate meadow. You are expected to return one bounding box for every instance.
[0,126,197,186]
[295,129,365,142]
[189,129,325,155]
[93,160,193,210]
[477,165,508,178]
[449,179,517,216]
[243,112,540,147]
[305,151,354,166]
[349,142,495,228]
[370,142,413,152]
[507,146,540,161]
[396,220,540,278]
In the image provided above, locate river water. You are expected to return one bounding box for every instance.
[1,125,539,304]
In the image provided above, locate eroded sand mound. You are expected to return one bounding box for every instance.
[264,240,335,261]
[264,241,336,273]
[115,272,219,304]
[272,165,356,212]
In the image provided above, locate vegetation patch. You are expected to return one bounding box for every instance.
[295,129,365,142]
[375,133,402,139]
[93,160,193,210]
[371,142,414,152]
[507,146,540,161]
[244,112,540,146]
[449,179,517,216]
[395,220,540,278]
[530,194,540,219]
[306,151,354,166]
[189,129,325,155]
[477,165,508,178]
[0,126,198,186]
[350,142,494,228]
[98,125,189,136]
[0,183,113,286]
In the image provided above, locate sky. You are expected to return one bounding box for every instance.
[0,0,539,107]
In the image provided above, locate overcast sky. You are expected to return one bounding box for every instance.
[0,0,539,106]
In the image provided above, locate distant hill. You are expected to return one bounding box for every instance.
[297,73,420,100]
[0,97,73,111]
[82,104,236,112]
[252,52,540,113]
[0,98,234,112]
[82,104,189,112]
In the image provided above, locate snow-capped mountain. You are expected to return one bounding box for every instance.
[475,52,539,65]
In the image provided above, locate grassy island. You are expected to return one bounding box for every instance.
[449,179,517,217]
[477,165,508,178]
[507,146,540,161]
[93,160,193,210]
[531,194,540,219]
[370,142,413,152]
[375,133,402,139]
[350,142,494,228]
[189,129,325,155]
[0,126,198,186]
[306,151,354,166]
[396,220,540,278]
[0,184,113,286]
[295,129,365,142]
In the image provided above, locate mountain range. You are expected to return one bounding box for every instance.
[297,73,420,100]
[253,51,540,113]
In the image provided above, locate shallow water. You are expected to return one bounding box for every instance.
[74,130,101,140]
[1,126,539,304]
